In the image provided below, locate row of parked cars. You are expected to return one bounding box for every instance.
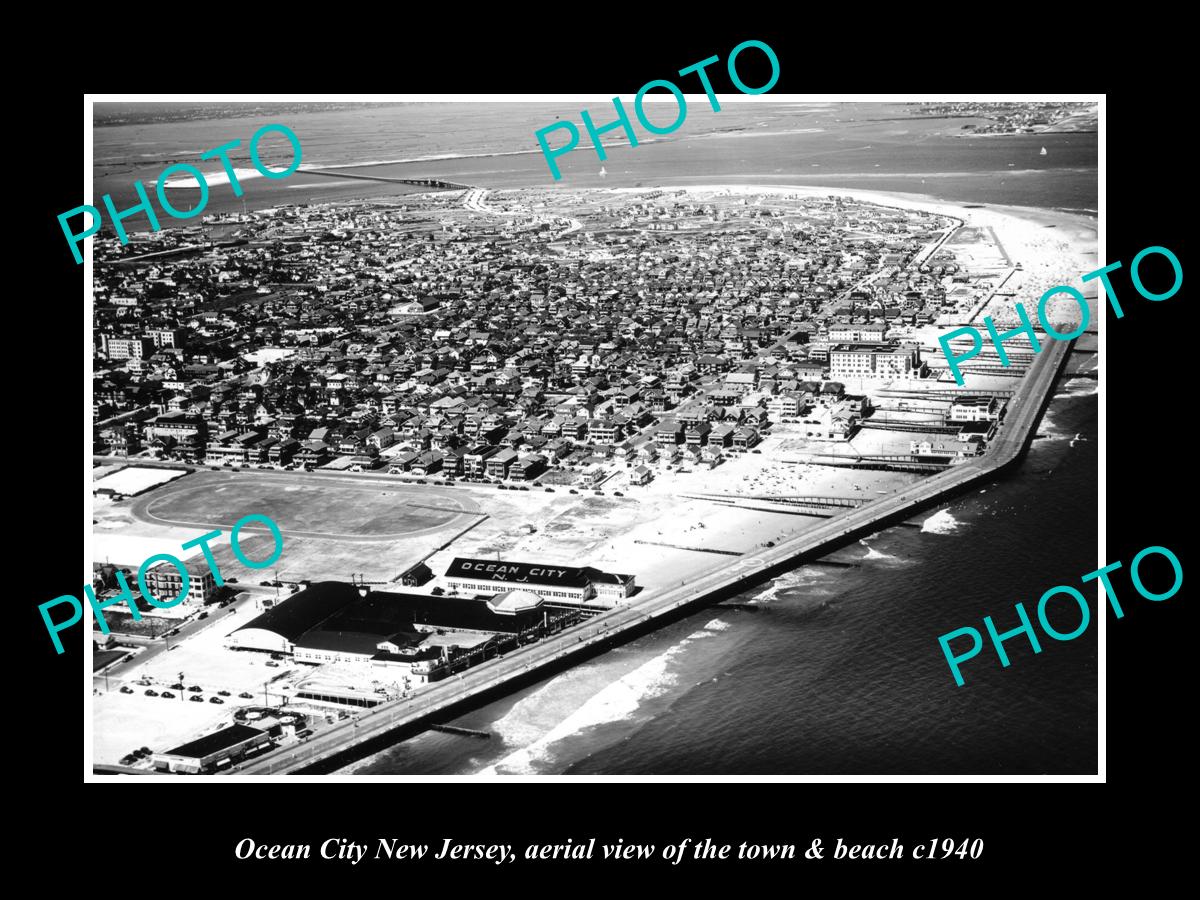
[120,685,254,703]
[211,463,307,472]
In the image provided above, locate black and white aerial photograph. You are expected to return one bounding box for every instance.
[84,95,1100,778]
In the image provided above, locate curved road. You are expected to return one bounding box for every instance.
[122,468,480,543]
[233,339,1070,775]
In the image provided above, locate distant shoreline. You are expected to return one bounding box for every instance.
[594,182,1098,232]
[955,130,1098,138]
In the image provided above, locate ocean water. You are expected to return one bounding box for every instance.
[92,102,1098,217]
[352,375,1097,775]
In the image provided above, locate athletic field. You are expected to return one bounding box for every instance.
[128,470,479,542]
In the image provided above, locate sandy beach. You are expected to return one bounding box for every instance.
[94,181,1099,619]
[91,180,1098,766]
[565,183,1100,590]
[609,183,1098,318]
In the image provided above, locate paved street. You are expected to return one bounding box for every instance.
[234,339,1070,774]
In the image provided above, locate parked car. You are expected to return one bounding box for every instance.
[170,682,184,690]
[161,691,175,699]
[218,690,231,696]
[198,612,208,620]
[614,491,624,497]
[119,686,134,694]
[270,653,285,660]
[189,695,204,703]
[120,755,136,765]
[239,692,254,699]
[545,487,555,492]
[139,746,151,755]
[209,696,224,704]
[265,661,280,668]
[569,489,578,494]
[227,577,238,584]
[144,689,158,697]
[187,685,202,692]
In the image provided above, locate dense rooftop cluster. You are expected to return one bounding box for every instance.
[912,101,1094,134]
[93,190,959,479]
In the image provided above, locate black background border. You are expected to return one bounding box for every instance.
[21,24,1189,885]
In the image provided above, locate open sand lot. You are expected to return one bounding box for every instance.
[91,183,1096,770]
[94,465,189,495]
[96,469,488,583]
[93,604,282,764]
[132,470,478,540]
[93,458,894,605]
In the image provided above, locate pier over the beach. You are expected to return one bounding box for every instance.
[223,338,1072,776]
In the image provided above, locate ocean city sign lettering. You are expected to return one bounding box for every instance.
[534,39,781,180]
[937,544,1183,686]
[41,513,284,654]
[459,562,567,579]
[58,124,303,264]
[938,245,1182,385]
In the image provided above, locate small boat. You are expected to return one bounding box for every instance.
[1040,146,1048,156]
[599,166,607,177]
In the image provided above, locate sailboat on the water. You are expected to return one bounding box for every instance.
[1040,146,1048,156]
[599,166,607,177]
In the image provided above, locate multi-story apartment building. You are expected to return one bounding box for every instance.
[101,335,155,360]
[829,342,921,380]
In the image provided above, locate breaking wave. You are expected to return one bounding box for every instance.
[921,509,961,535]
[859,539,899,562]
[476,625,721,775]
[1056,377,1098,398]
[749,568,824,604]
